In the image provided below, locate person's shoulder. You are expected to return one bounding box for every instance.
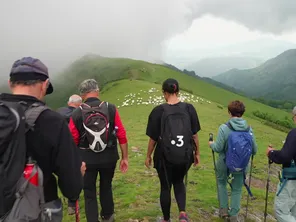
[184,102,195,109]
[152,104,164,113]
[56,106,69,113]
[288,128,296,136]
[219,122,229,131]
[38,107,66,124]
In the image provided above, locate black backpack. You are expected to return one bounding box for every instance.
[159,102,194,165]
[80,101,114,152]
[0,100,48,218]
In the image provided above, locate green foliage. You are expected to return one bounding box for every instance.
[252,110,293,132]
[254,97,295,111]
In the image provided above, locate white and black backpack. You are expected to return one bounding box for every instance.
[80,102,111,152]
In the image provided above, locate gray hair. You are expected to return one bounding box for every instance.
[78,79,99,95]
[293,106,296,115]
[68,94,82,104]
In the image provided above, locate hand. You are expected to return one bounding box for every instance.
[194,154,200,167]
[266,146,275,157]
[208,141,214,147]
[120,159,128,173]
[145,156,152,169]
[80,162,86,176]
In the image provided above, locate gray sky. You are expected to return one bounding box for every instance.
[1,0,296,78]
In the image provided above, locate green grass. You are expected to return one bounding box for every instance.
[56,79,286,222]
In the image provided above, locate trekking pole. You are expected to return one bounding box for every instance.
[75,200,80,222]
[264,159,272,222]
[209,133,221,208]
[245,155,254,219]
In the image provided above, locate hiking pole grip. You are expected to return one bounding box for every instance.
[209,133,213,142]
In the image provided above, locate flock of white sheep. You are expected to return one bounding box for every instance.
[116,87,212,108]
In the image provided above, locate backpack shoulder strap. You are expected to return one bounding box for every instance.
[25,103,49,129]
[225,121,234,131]
[0,101,24,132]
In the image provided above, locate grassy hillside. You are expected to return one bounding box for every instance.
[43,55,295,221]
[57,79,285,222]
[46,55,292,133]
[213,49,296,102]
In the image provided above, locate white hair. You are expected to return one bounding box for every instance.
[68,95,82,104]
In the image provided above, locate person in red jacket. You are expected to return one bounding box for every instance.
[69,79,128,222]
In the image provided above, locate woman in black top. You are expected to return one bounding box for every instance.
[145,78,201,222]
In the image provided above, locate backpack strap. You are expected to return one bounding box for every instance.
[25,103,49,131]
[225,122,234,131]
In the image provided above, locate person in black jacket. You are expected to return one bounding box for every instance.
[56,94,82,123]
[56,94,82,214]
[0,57,86,221]
[266,106,296,222]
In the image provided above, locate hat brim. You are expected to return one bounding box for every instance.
[46,82,53,95]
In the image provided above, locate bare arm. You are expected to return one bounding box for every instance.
[147,138,156,157]
[193,133,199,155]
[119,143,128,160]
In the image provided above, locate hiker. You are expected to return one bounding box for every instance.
[145,78,201,222]
[69,79,128,222]
[56,94,83,215]
[56,94,82,123]
[0,57,85,222]
[208,100,257,222]
[266,106,296,222]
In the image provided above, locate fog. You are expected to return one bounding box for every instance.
[1,0,296,79]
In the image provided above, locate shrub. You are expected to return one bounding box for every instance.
[252,110,293,132]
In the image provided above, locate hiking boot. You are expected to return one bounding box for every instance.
[102,214,115,222]
[179,212,189,221]
[67,206,75,215]
[219,208,229,218]
[229,215,238,222]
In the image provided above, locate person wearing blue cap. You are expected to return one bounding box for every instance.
[0,57,85,222]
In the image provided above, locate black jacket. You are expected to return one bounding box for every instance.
[56,106,76,123]
[0,93,83,203]
[269,128,296,168]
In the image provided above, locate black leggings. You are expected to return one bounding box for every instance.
[156,161,189,221]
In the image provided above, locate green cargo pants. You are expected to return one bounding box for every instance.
[275,180,296,222]
[216,157,245,217]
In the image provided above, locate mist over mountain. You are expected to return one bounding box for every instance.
[213,48,296,101]
[185,56,263,77]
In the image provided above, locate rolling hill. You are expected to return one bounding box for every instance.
[185,56,263,77]
[213,49,296,102]
[1,54,292,221]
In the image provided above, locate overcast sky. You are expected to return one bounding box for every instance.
[1,0,296,77]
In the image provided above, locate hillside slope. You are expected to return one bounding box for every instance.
[213,49,296,101]
[46,54,289,122]
[54,79,283,221]
[36,55,293,221]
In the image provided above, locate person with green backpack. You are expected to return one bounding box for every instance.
[266,106,296,222]
[208,100,257,222]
